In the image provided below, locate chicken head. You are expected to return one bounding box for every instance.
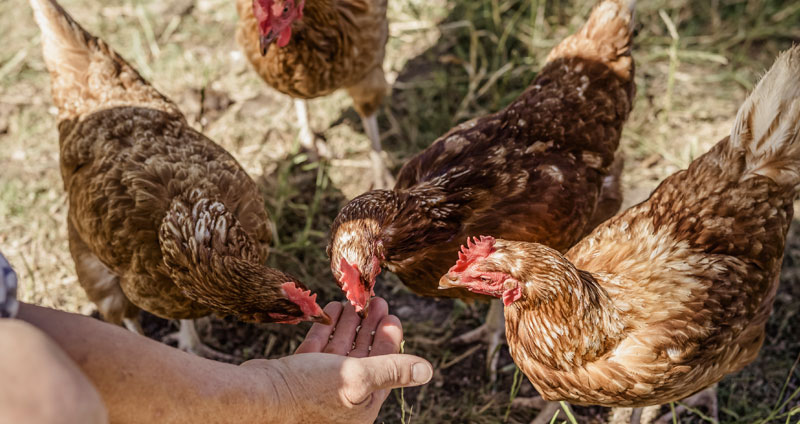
[439,236,522,306]
[262,282,331,325]
[252,0,304,53]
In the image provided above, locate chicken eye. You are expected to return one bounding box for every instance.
[283,5,289,13]
[480,276,491,282]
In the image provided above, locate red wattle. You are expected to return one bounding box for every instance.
[277,26,292,47]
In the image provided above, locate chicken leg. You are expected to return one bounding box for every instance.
[293,99,330,159]
[163,319,237,362]
[345,65,394,189]
[652,385,719,424]
[512,397,572,424]
[620,406,660,424]
[612,386,718,424]
[451,299,505,382]
[362,112,395,189]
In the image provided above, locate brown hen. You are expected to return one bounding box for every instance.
[236,0,393,188]
[328,0,635,378]
[30,0,330,357]
[441,46,800,423]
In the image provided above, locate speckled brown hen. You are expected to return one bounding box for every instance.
[440,46,800,423]
[236,0,394,188]
[30,0,329,358]
[328,0,635,377]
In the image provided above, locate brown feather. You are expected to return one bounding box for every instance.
[235,0,389,116]
[329,0,636,303]
[476,46,800,407]
[32,0,315,324]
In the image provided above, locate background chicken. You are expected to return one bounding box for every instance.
[328,0,635,378]
[440,46,800,423]
[6,0,798,421]
[30,0,329,358]
[236,0,394,188]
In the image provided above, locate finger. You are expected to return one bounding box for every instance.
[369,315,403,357]
[349,297,389,358]
[323,302,361,355]
[344,354,433,405]
[368,315,402,405]
[295,302,343,354]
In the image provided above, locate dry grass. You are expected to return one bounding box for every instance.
[1,0,799,422]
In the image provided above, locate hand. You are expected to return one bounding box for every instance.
[240,297,432,424]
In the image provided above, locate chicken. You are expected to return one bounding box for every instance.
[236,0,394,188]
[439,45,800,423]
[30,0,330,358]
[328,0,635,379]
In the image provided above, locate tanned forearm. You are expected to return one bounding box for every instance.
[16,303,286,424]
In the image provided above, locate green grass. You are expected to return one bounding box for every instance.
[1,0,799,422]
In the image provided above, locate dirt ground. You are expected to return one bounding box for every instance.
[1,0,799,422]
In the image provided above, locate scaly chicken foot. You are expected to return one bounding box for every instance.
[615,406,660,424]
[361,112,395,189]
[293,99,331,160]
[652,385,719,424]
[613,386,718,424]
[163,319,237,363]
[450,299,505,383]
[608,407,634,424]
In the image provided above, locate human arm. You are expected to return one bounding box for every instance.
[14,297,431,424]
[16,302,284,423]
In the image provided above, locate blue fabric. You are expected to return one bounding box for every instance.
[0,252,18,319]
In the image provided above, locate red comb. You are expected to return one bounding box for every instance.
[253,0,272,22]
[451,236,496,273]
[281,281,315,301]
[281,282,321,316]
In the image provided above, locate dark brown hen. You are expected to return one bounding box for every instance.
[329,0,635,316]
[441,46,800,422]
[30,0,329,357]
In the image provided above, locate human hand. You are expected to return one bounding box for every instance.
[240,297,432,424]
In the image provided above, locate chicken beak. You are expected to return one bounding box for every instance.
[259,33,277,56]
[438,273,461,290]
[356,299,370,320]
[312,311,333,326]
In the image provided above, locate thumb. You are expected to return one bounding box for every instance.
[347,354,433,404]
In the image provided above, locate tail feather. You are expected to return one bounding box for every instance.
[731,45,800,189]
[546,0,636,80]
[29,0,177,121]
